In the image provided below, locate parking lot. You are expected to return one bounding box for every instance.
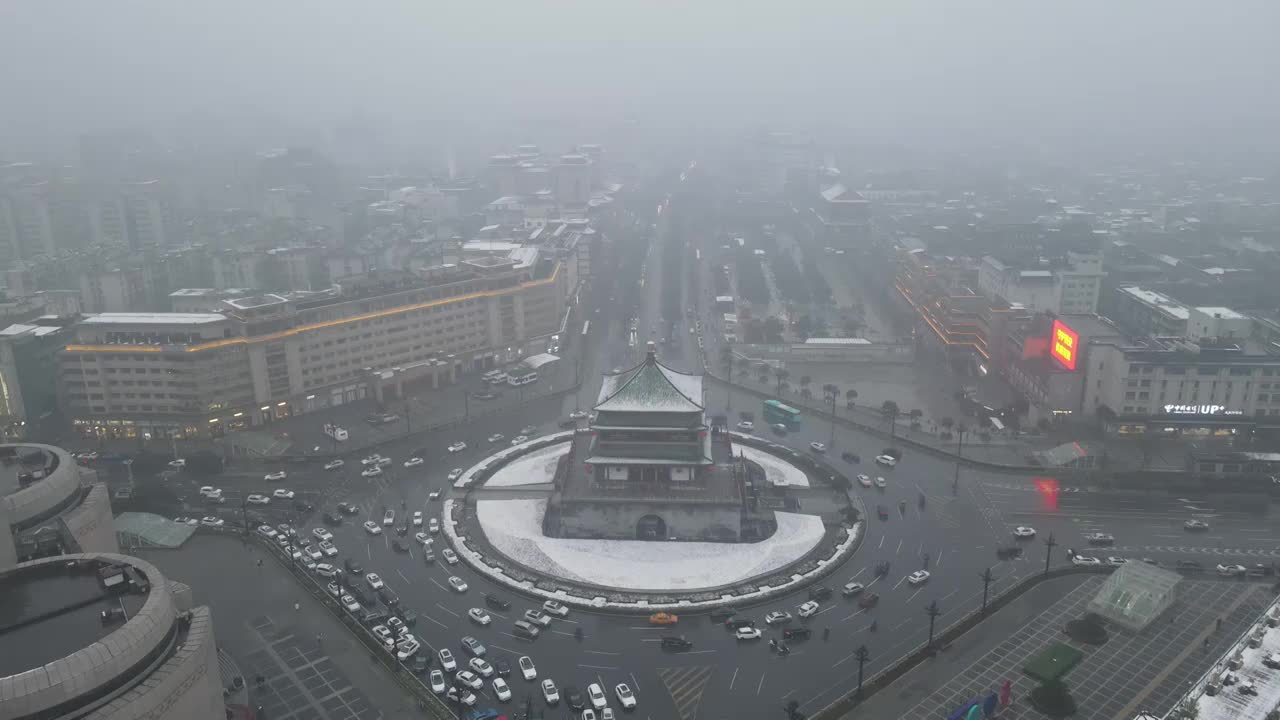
[137,534,421,720]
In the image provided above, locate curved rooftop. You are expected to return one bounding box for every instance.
[0,554,177,718]
[1,443,83,529]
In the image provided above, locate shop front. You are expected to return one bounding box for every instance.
[1107,404,1256,439]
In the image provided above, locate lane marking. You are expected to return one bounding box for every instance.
[584,650,621,656]
[435,603,459,618]
[729,667,738,690]
[579,664,619,670]
[757,671,767,695]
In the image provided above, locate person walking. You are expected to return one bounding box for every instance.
[823,627,831,641]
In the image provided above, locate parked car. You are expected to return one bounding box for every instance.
[264,470,287,481]
[542,600,570,617]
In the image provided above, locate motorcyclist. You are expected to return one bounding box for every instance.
[574,627,584,641]
[923,552,931,570]
[870,620,877,632]
[918,492,926,507]
[899,500,906,513]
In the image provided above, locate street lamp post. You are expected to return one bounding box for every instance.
[925,601,942,649]
[952,426,966,493]
[1043,532,1057,575]
[855,645,870,699]
[980,567,995,616]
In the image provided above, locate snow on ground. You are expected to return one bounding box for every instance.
[483,443,568,487]
[476,498,825,591]
[734,445,810,487]
[454,431,574,488]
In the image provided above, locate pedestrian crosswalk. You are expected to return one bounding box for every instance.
[657,665,714,720]
[1110,545,1280,558]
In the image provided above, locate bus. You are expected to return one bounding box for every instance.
[507,368,539,386]
[482,369,508,385]
[762,399,801,430]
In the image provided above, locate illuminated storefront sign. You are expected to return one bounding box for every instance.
[1162,404,1244,416]
[1049,319,1079,371]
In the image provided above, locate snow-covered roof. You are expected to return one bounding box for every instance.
[594,347,703,413]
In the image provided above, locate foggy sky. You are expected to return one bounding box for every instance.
[2,0,1278,153]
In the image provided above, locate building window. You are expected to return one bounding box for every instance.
[1125,391,1136,400]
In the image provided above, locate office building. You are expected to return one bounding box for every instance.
[60,256,566,440]
[0,321,71,438]
[977,251,1104,316]
[1110,286,1191,337]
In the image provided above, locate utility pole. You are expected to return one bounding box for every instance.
[854,645,870,699]
[1043,532,1057,575]
[925,601,942,649]
[980,567,995,616]
[403,398,411,436]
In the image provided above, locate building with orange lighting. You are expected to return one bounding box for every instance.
[58,254,565,440]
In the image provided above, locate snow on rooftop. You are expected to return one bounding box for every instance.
[1196,609,1280,720]
[81,312,226,325]
[476,498,825,591]
[803,337,870,345]
[1196,307,1248,320]
[734,446,809,488]
[1120,287,1191,319]
[595,351,703,413]
[482,443,568,488]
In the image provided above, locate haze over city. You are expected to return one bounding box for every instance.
[2,3,1280,720]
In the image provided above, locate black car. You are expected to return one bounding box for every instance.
[709,608,736,622]
[783,627,811,641]
[840,452,861,464]
[323,512,343,526]
[402,610,418,627]
[292,500,314,513]
[378,588,401,608]
[725,617,756,630]
[423,550,435,564]
[337,502,359,516]
[564,686,585,711]
[361,609,386,626]
[1175,560,1204,571]
[485,594,511,611]
[349,587,371,606]
[808,586,833,602]
[395,525,409,537]
[392,539,410,553]
[494,658,512,677]
[558,419,577,429]
[411,654,430,674]
[996,546,1023,560]
[661,636,693,650]
[344,558,363,575]
[473,391,499,400]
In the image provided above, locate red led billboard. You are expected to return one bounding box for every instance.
[1049,319,1079,371]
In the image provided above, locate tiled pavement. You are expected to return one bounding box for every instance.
[901,577,1270,719]
[238,615,381,720]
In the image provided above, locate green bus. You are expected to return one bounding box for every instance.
[762,399,802,430]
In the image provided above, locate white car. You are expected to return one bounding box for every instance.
[442,548,458,564]
[450,688,477,707]
[842,581,865,596]
[874,454,899,467]
[809,442,826,453]
[493,677,512,702]
[798,601,820,618]
[737,420,755,431]
[1013,526,1037,539]
[448,576,468,593]
[602,709,615,720]
[456,670,483,690]
[361,455,382,465]
[341,594,361,612]
[521,425,538,435]
[415,532,431,545]
[438,649,457,672]
[908,570,931,585]
[569,410,588,419]
[264,470,287,481]
[327,581,342,596]
[524,609,552,626]
[448,442,467,453]
[272,488,295,500]
[519,656,537,680]
[246,494,270,505]
[542,678,560,705]
[301,545,322,561]
[366,572,384,589]
[363,521,382,535]
[542,599,570,617]
[469,657,494,677]
[372,625,394,647]
[510,435,528,445]
[857,474,873,488]
[257,525,278,538]
[583,711,598,720]
[403,457,424,468]
[874,476,887,489]
[429,518,440,534]
[361,466,383,478]
[312,527,333,541]
[429,669,447,694]
[199,516,224,528]
[412,511,423,527]
[383,510,395,526]
[1185,519,1211,531]
[448,468,464,480]
[428,489,442,501]
[735,626,762,640]
[1072,555,1103,566]
[615,683,637,709]
[1106,557,1128,567]
[199,486,222,499]
[1217,563,1248,577]
[468,608,492,625]
[396,638,420,661]
[318,541,338,557]
[587,683,608,710]
[488,433,505,443]
[765,610,792,625]
[376,457,393,467]
[168,458,186,469]
[323,459,344,471]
